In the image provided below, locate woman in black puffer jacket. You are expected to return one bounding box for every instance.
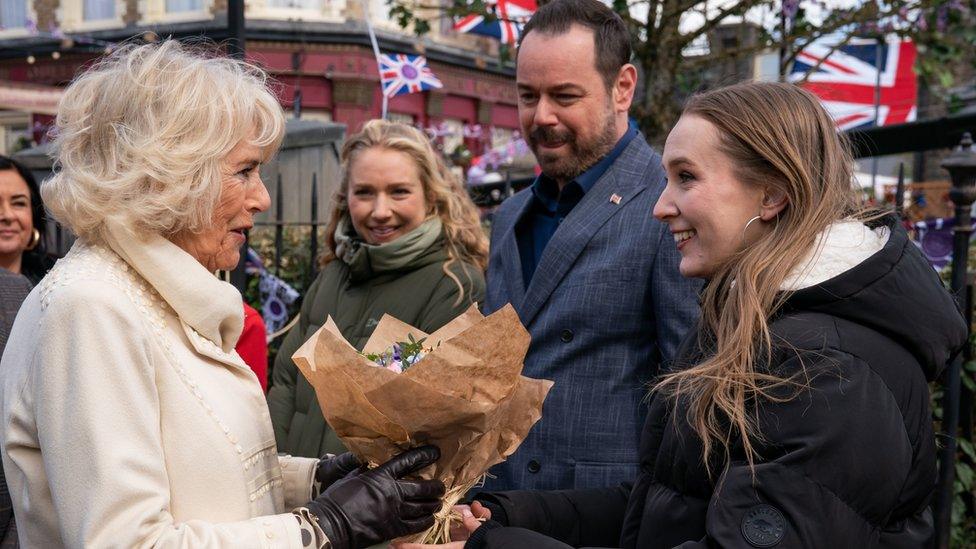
[402,82,968,549]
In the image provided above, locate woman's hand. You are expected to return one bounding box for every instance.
[393,502,491,549]
[315,451,363,490]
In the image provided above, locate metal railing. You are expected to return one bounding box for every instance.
[249,173,322,283]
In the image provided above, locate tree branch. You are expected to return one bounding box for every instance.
[390,0,450,12]
[787,27,862,84]
[678,0,769,48]
[681,39,771,68]
[781,0,912,68]
[646,0,663,31]
[675,0,704,15]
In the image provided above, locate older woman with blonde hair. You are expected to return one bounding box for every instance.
[0,41,444,549]
[405,81,968,549]
[268,120,487,459]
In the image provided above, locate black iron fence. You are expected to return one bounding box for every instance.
[248,173,324,289]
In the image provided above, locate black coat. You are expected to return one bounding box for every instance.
[473,218,967,548]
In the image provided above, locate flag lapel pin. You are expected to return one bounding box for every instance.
[610,193,622,204]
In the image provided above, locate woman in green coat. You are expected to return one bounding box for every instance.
[268,120,488,458]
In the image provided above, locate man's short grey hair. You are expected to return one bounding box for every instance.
[43,40,285,243]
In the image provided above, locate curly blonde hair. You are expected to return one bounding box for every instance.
[322,120,488,300]
[43,40,284,243]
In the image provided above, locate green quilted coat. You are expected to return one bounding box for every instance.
[266,236,485,458]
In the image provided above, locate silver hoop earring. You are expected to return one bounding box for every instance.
[743,215,762,233]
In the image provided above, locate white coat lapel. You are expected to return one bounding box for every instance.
[181,322,250,371]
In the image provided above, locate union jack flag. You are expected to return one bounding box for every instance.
[379,53,443,98]
[790,37,917,131]
[453,0,537,45]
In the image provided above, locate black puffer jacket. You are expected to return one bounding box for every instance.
[471,218,967,548]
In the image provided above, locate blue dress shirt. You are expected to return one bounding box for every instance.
[516,123,639,287]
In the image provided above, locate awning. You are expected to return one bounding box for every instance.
[845,110,976,158]
[0,80,62,116]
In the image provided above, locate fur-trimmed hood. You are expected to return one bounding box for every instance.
[782,215,967,381]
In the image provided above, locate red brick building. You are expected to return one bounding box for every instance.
[0,0,520,156]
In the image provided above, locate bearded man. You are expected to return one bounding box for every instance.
[482,0,700,491]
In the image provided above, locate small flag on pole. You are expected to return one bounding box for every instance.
[379,53,443,98]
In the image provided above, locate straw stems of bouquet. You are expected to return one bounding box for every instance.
[414,474,487,544]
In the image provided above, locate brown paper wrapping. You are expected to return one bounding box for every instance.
[292,304,553,540]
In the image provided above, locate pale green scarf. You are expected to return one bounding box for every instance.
[334,215,444,278]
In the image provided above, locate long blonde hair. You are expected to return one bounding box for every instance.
[322,120,488,300]
[656,82,875,474]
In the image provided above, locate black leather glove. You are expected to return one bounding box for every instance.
[306,445,445,549]
[316,452,363,490]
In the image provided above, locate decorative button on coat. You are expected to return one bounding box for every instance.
[741,504,786,547]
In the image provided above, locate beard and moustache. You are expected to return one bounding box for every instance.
[527,103,618,183]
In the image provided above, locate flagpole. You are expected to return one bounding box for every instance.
[871,35,883,191]
[778,5,787,80]
[361,0,388,120]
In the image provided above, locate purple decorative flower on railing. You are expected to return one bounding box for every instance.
[911,217,976,270]
[782,0,800,22]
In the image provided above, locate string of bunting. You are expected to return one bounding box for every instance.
[244,248,301,340]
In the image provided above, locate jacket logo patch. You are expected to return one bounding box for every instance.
[365,318,379,329]
[741,504,786,547]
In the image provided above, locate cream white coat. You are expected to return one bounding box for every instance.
[0,225,319,548]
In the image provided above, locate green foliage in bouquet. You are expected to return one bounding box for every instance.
[363,334,439,374]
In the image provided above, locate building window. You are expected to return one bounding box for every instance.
[83,0,116,20]
[141,0,211,23]
[441,118,464,155]
[59,0,124,30]
[268,0,322,7]
[0,2,28,30]
[0,112,32,156]
[166,0,204,12]
[388,112,414,125]
[247,0,345,22]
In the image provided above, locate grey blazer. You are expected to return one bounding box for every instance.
[0,269,30,547]
[483,135,701,491]
[0,270,31,348]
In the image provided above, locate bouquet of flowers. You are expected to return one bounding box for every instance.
[362,334,433,374]
[291,304,552,543]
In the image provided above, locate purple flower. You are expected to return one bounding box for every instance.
[783,0,800,20]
